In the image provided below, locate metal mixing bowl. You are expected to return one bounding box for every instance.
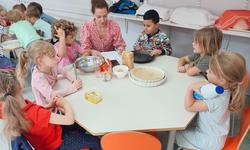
[75,56,104,72]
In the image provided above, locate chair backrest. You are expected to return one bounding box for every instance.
[242,72,249,89]
[101,131,162,150]
[0,103,2,119]
[235,106,250,149]
[11,135,33,150]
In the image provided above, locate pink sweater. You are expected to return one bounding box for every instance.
[54,41,83,68]
[31,66,76,107]
[80,19,126,52]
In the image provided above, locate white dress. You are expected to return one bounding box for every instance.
[176,90,231,150]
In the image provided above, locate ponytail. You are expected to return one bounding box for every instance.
[0,71,30,138]
[209,52,246,112]
[3,95,30,138]
[228,83,245,112]
[16,51,29,88]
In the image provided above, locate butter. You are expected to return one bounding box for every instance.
[85,91,102,104]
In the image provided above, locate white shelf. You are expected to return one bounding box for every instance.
[109,13,250,38]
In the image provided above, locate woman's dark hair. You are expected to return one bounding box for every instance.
[91,0,109,14]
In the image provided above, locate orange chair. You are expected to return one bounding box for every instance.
[242,72,249,89]
[0,103,2,119]
[101,131,162,150]
[223,106,250,150]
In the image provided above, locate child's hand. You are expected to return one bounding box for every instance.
[44,97,57,109]
[54,96,66,108]
[116,47,124,55]
[90,50,101,56]
[178,66,186,73]
[72,79,82,90]
[187,63,194,69]
[55,27,65,38]
[135,44,144,51]
[150,49,162,56]
[190,81,207,91]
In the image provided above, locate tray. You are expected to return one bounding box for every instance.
[130,67,165,83]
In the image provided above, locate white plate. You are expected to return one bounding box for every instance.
[129,73,167,87]
[1,40,21,50]
[129,67,165,83]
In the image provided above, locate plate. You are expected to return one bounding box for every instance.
[130,67,165,83]
[133,50,154,63]
[129,73,166,87]
[0,40,21,51]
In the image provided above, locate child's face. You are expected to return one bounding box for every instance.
[13,9,25,18]
[38,54,58,68]
[26,16,37,25]
[66,33,76,45]
[192,41,202,54]
[0,10,7,18]
[94,8,108,26]
[143,20,159,35]
[206,68,225,86]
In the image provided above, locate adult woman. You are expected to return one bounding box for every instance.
[80,0,126,55]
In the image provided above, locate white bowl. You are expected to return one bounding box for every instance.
[113,65,129,79]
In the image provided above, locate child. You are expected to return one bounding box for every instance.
[27,2,56,25]
[133,9,172,56]
[178,27,223,76]
[12,3,26,18]
[16,40,82,107]
[0,70,101,150]
[0,5,9,26]
[6,10,41,48]
[176,51,246,150]
[26,6,52,40]
[52,19,83,67]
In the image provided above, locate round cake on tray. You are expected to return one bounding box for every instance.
[129,66,166,87]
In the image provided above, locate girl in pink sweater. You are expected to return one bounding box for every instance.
[17,40,82,107]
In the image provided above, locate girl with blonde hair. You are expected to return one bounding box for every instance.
[0,70,101,150]
[16,40,82,108]
[176,51,246,150]
[178,26,223,76]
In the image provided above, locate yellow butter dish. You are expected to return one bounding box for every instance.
[85,91,102,104]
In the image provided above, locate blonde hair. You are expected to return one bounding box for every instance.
[209,51,246,112]
[0,5,7,18]
[0,5,6,13]
[0,70,30,138]
[52,19,77,37]
[16,40,55,87]
[194,26,223,56]
[6,10,24,22]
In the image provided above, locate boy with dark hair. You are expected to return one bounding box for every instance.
[26,6,52,39]
[28,2,56,25]
[134,9,172,56]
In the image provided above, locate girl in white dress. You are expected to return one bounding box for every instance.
[176,51,246,150]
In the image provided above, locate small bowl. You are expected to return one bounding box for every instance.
[75,56,104,72]
[113,65,129,79]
